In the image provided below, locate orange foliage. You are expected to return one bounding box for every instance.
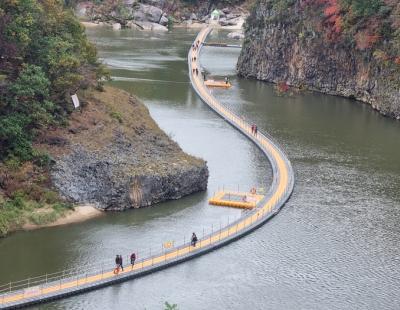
[324,1,339,17]
[355,30,380,50]
[395,57,400,65]
[276,81,289,93]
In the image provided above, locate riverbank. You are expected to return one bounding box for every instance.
[22,205,103,231]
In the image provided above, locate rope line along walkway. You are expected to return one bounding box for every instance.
[0,26,294,309]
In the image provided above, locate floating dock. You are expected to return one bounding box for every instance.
[203,42,242,48]
[204,80,232,88]
[209,191,264,209]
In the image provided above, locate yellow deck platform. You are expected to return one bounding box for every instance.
[209,191,264,209]
[204,80,232,88]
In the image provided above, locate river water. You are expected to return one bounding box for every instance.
[1,27,399,309]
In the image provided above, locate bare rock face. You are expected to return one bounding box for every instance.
[47,88,208,211]
[237,1,400,119]
[133,4,163,23]
[52,146,208,210]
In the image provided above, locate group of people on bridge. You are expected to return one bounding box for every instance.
[113,233,199,274]
[191,40,201,77]
[114,252,136,274]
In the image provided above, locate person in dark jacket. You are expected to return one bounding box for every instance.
[130,253,136,268]
[191,232,198,247]
[115,255,119,268]
[120,255,124,271]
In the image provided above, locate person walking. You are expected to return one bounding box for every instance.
[191,232,198,247]
[114,255,121,274]
[115,255,119,269]
[251,124,254,134]
[130,252,136,268]
[116,255,123,272]
[254,125,258,136]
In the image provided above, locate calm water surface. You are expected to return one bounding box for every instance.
[0,27,399,309]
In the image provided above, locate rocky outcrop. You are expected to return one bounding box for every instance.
[86,1,170,31]
[40,87,208,211]
[133,4,163,23]
[228,31,244,40]
[82,0,248,30]
[237,1,400,119]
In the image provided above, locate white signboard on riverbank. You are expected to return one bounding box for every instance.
[71,94,80,109]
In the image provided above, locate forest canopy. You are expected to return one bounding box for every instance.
[0,0,107,161]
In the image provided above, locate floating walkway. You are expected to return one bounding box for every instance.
[209,191,263,209]
[203,42,242,48]
[0,26,294,309]
[204,80,232,88]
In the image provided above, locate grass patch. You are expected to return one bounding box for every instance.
[0,194,71,236]
[109,110,123,123]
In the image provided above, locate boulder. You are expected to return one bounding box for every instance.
[220,19,238,26]
[159,15,169,26]
[200,15,209,22]
[136,21,168,31]
[133,4,163,23]
[112,23,122,30]
[190,13,198,20]
[141,0,166,7]
[126,21,142,29]
[133,10,146,21]
[226,13,241,20]
[151,23,168,31]
[222,7,231,14]
[227,31,244,40]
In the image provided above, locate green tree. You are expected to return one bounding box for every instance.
[0,0,107,161]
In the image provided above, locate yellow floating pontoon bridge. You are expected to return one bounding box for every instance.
[209,190,264,209]
[204,80,232,88]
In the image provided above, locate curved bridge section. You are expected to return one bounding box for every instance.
[189,27,294,227]
[0,27,294,309]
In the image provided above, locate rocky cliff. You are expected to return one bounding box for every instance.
[237,0,400,119]
[37,87,208,211]
[77,0,248,30]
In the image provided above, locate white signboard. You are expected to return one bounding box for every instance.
[71,94,80,109]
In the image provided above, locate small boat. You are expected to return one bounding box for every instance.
[204,79,232,88]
